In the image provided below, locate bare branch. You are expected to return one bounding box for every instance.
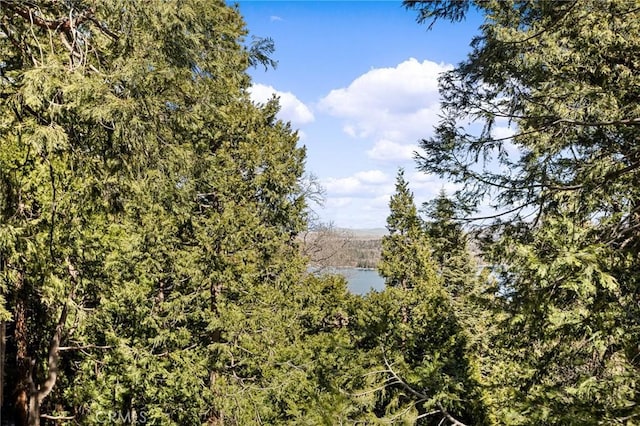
[58,344,112,352]
[551,117,640,127]
[437,403,467,426]
[40,414,74,420]
[0,1,94,33]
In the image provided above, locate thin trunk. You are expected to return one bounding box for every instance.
[26,393,38,426]
[27,301,68,426]
[15,270,29,426]
[209,282,223,424]
[1,320,5,406]
[22,260,76,426]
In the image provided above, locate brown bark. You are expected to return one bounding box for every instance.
[27,301,68,426]
[14,270,29,426]
[13,260,75,426]
[0,320,5,422]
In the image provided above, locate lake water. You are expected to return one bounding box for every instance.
[307,267,386,295]
[331,268,385,295]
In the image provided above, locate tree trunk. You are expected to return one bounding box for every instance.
[24,300,68,426]
[1,320,5,408]
[14,270,29,426]
[27,395,39,426]
[13,261,72,426]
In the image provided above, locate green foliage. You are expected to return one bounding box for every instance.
[488,215,638,425]
[379,170,436,290]
[407,0,640,423]
[423,191,477,299]
[0,1,342,424]
[348,171,487,425]
[8,0,638,423]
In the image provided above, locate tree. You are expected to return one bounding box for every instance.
[0,1,320,424]
[406,1,640,422]
[423,191,478,300]
[350,170,487,425]
[378,170,434,292]
[423,192,500,423]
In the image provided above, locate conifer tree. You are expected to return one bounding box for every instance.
[0,1,333,424]
[378,170,434,292]
[351,171,487,425]
[424,191,477,299]
[424,192,501,424]
[406,0,640,422]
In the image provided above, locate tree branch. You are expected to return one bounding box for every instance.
[381,350,468,426]
[35,258,79,406]
[551,117,640,127]
[0,1,94,33]
[58,344,112,352]
[35,296,68,404]
[40,414,74,420]
[437,403,468,426]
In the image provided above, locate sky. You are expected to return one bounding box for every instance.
[234,1,485,229]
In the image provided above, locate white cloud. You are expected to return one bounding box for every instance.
[354,170,388,184]
[249,84,315,126]
[318,58,452,146]
[324,195,390,229]
[322,169,393,197]
[320,58,444,116]
[492,125,516,141]
[323,176,362,195]
[270,15,283,22]
[319,167,463,228]
[319,170,393,227]
[367,139,420,161]
[326,197,353,209]
[311,58,458,227]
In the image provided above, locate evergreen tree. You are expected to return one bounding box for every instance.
[351,171,487,425]
[406,0,640,422]
[423,191,477,300]
[424,192,502,424]
[0,1,337,424]
[379,170,434,291]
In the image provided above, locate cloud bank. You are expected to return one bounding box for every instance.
[249,83,315,126]
[319,58,452,162]
[320,168,454,228]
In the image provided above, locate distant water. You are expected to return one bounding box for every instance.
[307,267,386,295]
[341,268,385,295]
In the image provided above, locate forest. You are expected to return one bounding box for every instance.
[301,226,382,270]
[0,0,638,425]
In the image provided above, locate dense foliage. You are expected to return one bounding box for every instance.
[349,171,487,425]
[0,0,637,425]
[0,1,340,424]
[406,0,640,423]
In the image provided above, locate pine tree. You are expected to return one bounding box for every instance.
[424,191,477,299]
[379,170,435,292]
[406,1,640,422]
[424,192,502,424]
[0,1,327,424]
[350,170,487,425]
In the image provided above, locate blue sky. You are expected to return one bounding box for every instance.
[234,1,485,228]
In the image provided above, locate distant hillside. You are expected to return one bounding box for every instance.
[336,228,388,239]
[300,227,384,269]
